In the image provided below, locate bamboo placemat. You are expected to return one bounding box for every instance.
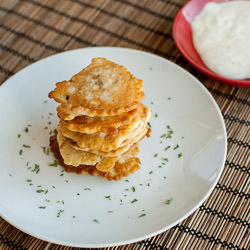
[0,0,249,249]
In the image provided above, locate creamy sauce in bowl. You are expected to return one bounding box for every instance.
[191,1,250,79]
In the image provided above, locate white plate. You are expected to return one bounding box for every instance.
[0,47,227,248]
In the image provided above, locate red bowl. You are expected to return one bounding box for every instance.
[173,0,250,87]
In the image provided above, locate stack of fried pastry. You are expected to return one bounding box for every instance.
[48,58,151,181]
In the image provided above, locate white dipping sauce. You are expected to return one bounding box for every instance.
[191,1,250,79]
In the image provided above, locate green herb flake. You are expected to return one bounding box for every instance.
[45,189,48,194]
[52,185,55,189]
[26,179,32,183]
[174,144,179,150]
[181,136,184,139]
[65,180,69,183]
[131,198,138,203]
[9,174,12,177]
[149,171,153,174]
[32,164,40,173]
[166,125,171,129]
[19,149,23,155]
[160,133,167,138]
[39,206,46,209]
[45,199,50,202]
[147,183,150,187]
[131,186,136,192]
[108,210,114,213]
[73,216,76,218]
[158,165,162,168]
[154,153,158,157]
[147,122,151,128]
[138,213,146,218]
[49,112,53,116]
[162,157,169,162]
[41,146,50,155]
[57,209,64,218]
[17,134,21,138]
[49,160,58,167]
[25,127,29,133]
[168,97,171,100]
[93,219,99,223]
[43,100,48,104]
[154,113,158,118]
[104,195,111,199]
[165,198,173,205]
[178,153,183,158]
[36,189,44,193]
[26,161,29,166]
[163,176,167,179]
[23,144,31,148]
[164,146,170,151]
[150,101,154,104]
[77,193,80,196]
[125,179,129,182]
[83,188,91,191]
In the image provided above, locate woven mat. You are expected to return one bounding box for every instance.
[0,0,249,249]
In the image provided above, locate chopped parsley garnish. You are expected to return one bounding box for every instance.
[165,198,173,205]
[178,153,183,158]
[181,136,184,139]
[160,133,167,138]
[49,112,53,116]
[124,179,129,182]
[36,189,44,193]
[166,125,171,129]
[26,179,32,182]
[154,113,158,118]
[83,188,91,191]
[9,174,12,176]
[23,144,31,148]
[44,126,48,130]
[17,134,21,138]
[162,158,168,162]
[147,183,150,187]
[150,101,154,104]
[65,180,69,183]
[104,195,111,199]
[39,206,46,209]
[108,211,114,213]
[131,186,136,192]
[149,171,153,174]
[41,146,50,155]
[138,213,146,218]
[73,216,76,218]
[25,127,29,133]
[158,165,162,168]
[164,146,170,151]
[32,164,40,173]
[154,153,158,157]
[45,189,48,194]
[93,219,99,223]
[52,185,55,189]
[131,198,138,203]
[57,209,64,218]
[19,149,23,155]
[45,199,50,202]
[173,144,179,150]
[163,176,167,179]
[77,193,80,196]
[43,100,48,104]
[49,160,58,167]
[26,161,29,166]
[168,97,171,100]
[147,122,151,128]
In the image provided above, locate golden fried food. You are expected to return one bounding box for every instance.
[69,125,150,157]
[58,105,150,152]
[49,58,144,120]
[50,133,140,180]
[64,104,140,135]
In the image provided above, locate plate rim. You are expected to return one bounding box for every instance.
[173,0,250,87]
[0,46,227,248]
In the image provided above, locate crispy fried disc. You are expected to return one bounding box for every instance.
[50,133,140,180]
[69,125,149,157]
[49,58,144,120]
[58,105,150,152]
[65,104,141,135]
[57,130,139,169]
[57,130,102,166]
